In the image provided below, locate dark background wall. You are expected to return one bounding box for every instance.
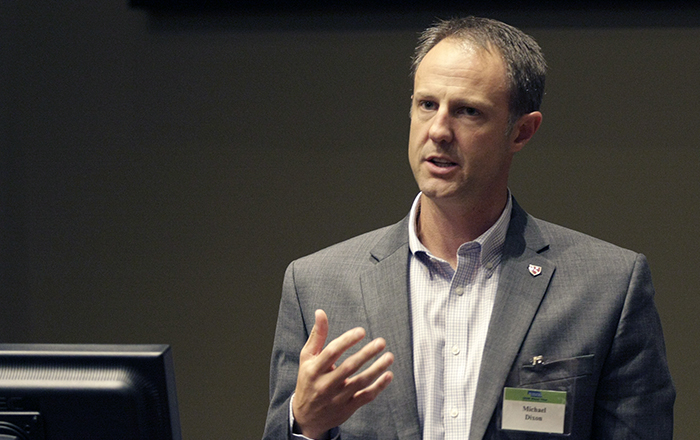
[2,2,698,438]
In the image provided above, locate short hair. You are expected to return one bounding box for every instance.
[412,17,547,129]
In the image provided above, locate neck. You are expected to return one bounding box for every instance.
[416,192,508,268]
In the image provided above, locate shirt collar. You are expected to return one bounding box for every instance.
[408,191,512,268]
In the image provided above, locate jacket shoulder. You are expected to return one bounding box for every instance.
[535,217,636,253]
[293,217,408,269]
[527,216,644,276]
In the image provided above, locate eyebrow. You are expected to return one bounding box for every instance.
[413,91,493,111]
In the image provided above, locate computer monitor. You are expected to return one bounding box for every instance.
[0,344,181,440]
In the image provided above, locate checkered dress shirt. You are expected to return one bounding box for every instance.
[408,193,511,440]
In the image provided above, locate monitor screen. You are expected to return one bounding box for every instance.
[0,344,181,440]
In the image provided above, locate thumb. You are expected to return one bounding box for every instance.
[302,309,329,359]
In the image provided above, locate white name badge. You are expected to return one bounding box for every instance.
[501,387,567,434]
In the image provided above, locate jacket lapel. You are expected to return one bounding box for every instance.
[354,203,553,440]
[360,217,422,440]
[469,201,554,440]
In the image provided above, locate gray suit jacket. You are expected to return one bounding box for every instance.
[263,200,674,439]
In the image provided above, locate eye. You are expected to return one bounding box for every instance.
[457,106,480,116]
[419,100,437,111]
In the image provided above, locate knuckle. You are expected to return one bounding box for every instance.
[338,355,362,373]
[324,343,343,358]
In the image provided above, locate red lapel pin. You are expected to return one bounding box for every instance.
[528,264,542,277]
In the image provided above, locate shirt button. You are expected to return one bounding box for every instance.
[450,408,459,418]
[453,286,464,296]
[485,262,494,270]
[451,345,460,355]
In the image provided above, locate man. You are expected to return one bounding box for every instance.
[263,16,674,440]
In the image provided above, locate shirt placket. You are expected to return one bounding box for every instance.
[444,244,480,439]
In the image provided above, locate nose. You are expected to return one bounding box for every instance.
[428,109,453,145]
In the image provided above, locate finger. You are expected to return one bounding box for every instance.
[301,309,329,359]
[343,350,394,392]
[350,370,394,409]
[313,326,367,373]
[332,337,389,381]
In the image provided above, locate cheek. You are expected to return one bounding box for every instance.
[407,144,420,173]
[463,129,510,152]
[407,125,423,160]
[455,134,509,168]
[408,119,420,142]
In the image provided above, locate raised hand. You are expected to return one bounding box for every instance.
[292,309,394,439]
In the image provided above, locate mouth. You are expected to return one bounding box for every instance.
[427,157,458,168]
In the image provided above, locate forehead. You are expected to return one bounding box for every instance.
[414,38,508,94]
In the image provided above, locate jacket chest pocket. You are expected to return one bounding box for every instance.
[491,354,596,438]
[519,354,595,386]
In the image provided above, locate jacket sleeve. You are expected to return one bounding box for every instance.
[591,253,675,438]
[262,261,308,440]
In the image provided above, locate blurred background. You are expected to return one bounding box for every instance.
[2,1,698,438]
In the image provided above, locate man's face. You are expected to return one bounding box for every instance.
[408,38,522,207]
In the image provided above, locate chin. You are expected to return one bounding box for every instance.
[419,186,460,202]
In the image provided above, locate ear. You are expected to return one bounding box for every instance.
[510,111,542,153]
